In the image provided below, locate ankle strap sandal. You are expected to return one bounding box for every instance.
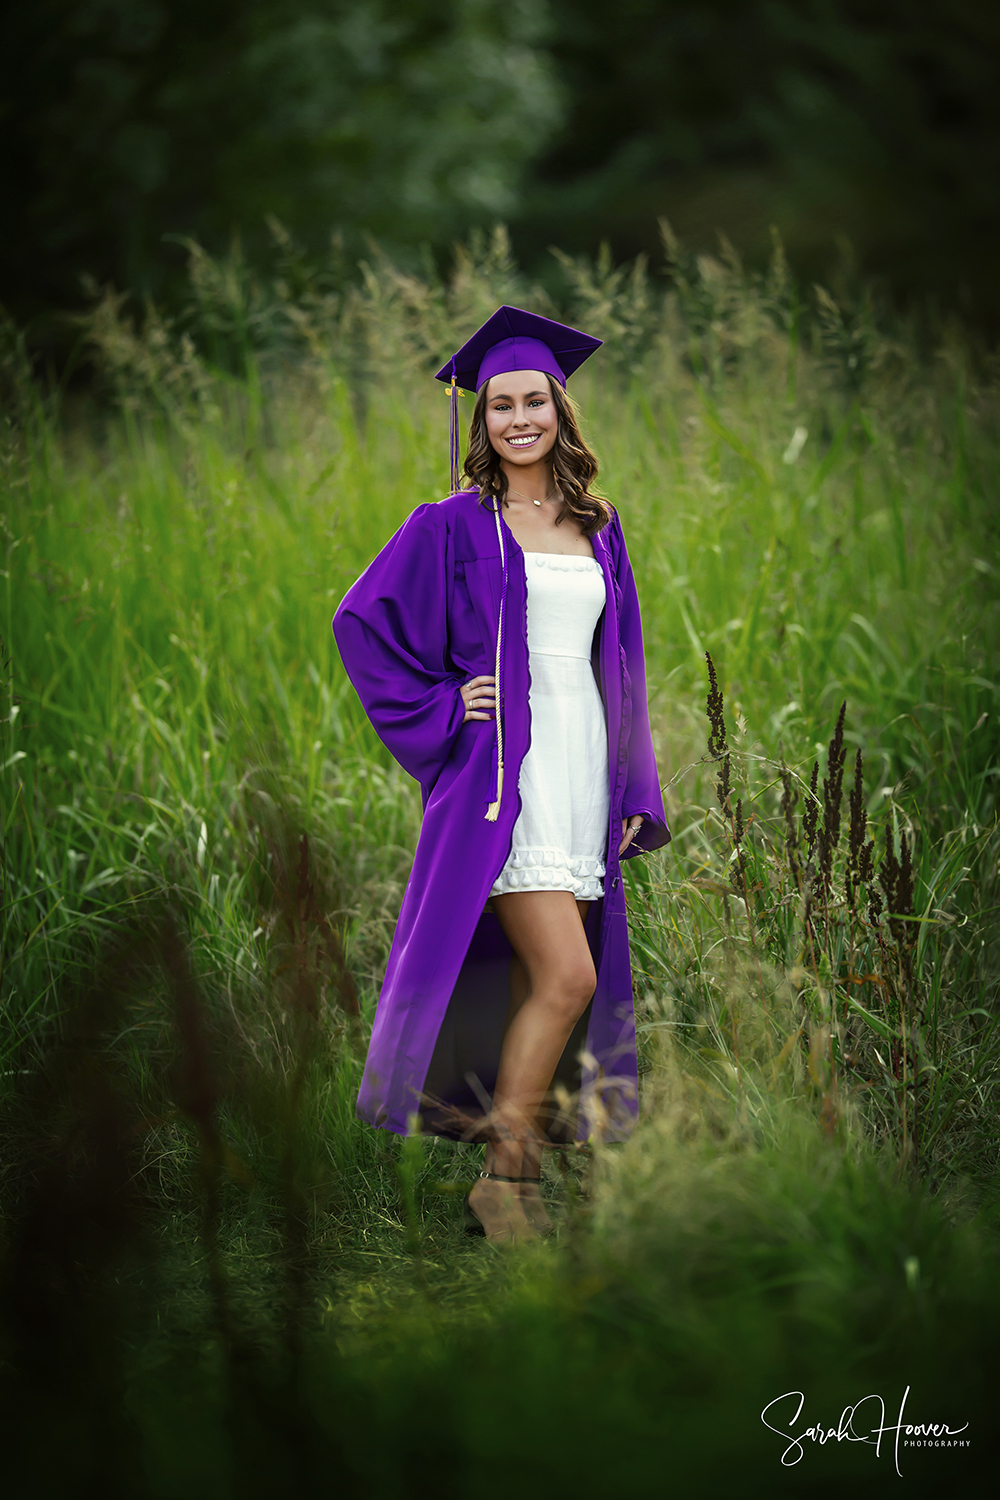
[479,1170,533,1184]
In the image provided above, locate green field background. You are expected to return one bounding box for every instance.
[1,237,998,1496]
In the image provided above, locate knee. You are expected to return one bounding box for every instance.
[546,959,597,1025]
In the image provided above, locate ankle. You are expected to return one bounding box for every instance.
[485,1146,523,1180]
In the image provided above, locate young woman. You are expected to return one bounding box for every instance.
[333,307,669,1244]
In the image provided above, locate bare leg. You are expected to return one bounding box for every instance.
[468,892,595,1242]
[495,902,590,1230]
[491,950,554,1233]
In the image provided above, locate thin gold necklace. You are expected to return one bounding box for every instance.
[508,484,559,508]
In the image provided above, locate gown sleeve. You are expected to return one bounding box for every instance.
[609,513,672,858]
[332,503,466,791]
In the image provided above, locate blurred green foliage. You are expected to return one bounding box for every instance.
[529,0,1000,324]
[3,0,560,320]
[4,0,1000,346]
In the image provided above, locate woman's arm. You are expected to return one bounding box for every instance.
[332,504,467,789]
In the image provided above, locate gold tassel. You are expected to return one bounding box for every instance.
[484,763,504,821]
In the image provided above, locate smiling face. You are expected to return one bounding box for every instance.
[483,369,559,470]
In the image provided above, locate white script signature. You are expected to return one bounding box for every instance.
[760,1386,970,1476]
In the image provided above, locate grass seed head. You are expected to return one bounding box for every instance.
[705,651,728,760]
[820,702,848,892]
[704,653,732,817]
[848,748,867,878]
[879,824,900,918]
[802,761,820,851]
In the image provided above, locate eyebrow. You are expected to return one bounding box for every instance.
[488,389,548,401]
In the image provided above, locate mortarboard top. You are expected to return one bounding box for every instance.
[435,305,602,394]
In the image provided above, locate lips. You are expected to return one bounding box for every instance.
[506,433,541,447]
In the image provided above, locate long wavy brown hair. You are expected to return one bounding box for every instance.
[461,375,613,537]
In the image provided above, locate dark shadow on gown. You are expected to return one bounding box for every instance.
[418,902,600,1143]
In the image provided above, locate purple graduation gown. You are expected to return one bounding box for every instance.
[332,489,670,1142]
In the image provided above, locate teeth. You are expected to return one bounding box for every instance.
[508,435,539,445]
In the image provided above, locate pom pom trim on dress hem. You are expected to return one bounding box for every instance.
[489,846,606,900]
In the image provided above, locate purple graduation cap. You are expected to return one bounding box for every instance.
[435,305,602,494]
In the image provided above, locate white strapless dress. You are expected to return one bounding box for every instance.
[490,552,610,901]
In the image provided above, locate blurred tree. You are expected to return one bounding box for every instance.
[1,0,561,329]
[521,0,1000,327]
[3,0,1000,343]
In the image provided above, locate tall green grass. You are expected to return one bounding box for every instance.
[1,229,998,1495]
